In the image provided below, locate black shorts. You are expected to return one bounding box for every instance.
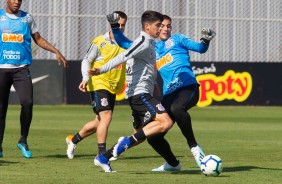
[89,90,116,114]
[161,84,199,121]
[128,93,167,129]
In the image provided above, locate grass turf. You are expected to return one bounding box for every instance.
[0,105,282,184]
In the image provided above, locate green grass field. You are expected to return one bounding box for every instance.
[1,105,282,184]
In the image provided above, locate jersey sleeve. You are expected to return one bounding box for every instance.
[27,13,39,34]
[112,28,133,49]
[81,43,99,81]
[178,34,209,53]
[100,35,147,73]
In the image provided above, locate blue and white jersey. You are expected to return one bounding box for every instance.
[0,9,33,66]
[155,34,208,95]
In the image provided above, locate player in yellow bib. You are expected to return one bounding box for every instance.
[65,11,127,160]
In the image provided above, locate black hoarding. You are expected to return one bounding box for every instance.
[66,61,282,106]
[9,60,65,105]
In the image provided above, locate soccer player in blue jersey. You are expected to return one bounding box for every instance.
[0,0,67,158]
[107,13,216,171]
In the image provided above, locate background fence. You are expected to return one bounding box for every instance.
[1,0,281,62]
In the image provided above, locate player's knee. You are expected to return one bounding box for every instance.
[170,105,185,117]
[21,100,33,110]
[160,117,173,132]
[99,110,113,122]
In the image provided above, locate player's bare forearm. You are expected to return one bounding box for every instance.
[32,32,68,67]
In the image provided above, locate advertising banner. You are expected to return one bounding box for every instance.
[66,61,282,106]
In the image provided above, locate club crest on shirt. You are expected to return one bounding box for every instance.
[165,39,174,48]
[21,18,27,22]
[156,103,165,111]
[101,98,108,107]
[100,42,106,48]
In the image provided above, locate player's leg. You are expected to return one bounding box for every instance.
[112,94,173,156]
[147,132,181,171]
[95,90,115,155]
[66,91,100,159]
[146,96,180,171]
[13,66,33,158]
[168,84,205,167]
[94,94,173,172]
[0,68,13,157]
[66,117,99,159]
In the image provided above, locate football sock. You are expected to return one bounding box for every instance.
[174,111,197,148]
[103,147,114,159]
[147,133,179,167]
[98,143,106,154]
[129,129,146,145]
[72,133,83,144]
[18,136,27,144]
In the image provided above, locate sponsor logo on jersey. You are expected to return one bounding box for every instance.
[2,50,21,60]
[100,42,106,48]
[101,98,109,107]
[156,53,173,69]
[167,77,183,92]
[2,33,23,43]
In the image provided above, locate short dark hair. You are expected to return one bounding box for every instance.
[113,11,127,20]
[141,10,163,29]
[163,15,172,22]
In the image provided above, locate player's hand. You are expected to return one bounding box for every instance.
[201,28,216,42]
[78,81,88,92]
[55,50,68,68]
[88,68,100,76]
[106,12,120,29]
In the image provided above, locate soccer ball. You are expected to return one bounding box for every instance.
[200,155,223,176]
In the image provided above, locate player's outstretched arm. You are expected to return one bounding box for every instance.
[107,12,133,49]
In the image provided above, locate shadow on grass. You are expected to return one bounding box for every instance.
[40,154,94,158]
[116,166,282,175]
[0,160,19,166]
[40,154,177,160]
[223,166,282,172]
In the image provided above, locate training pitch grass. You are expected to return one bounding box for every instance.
[0,105,282,184]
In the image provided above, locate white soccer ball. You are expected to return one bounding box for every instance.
[200,155,223,176]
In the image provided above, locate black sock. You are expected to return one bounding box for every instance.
[72,133,83,144]
[147,133,179,167]
[18,136,27,144]
[98,143,106,154]
[129,129,146,145]
[103,147,114,159]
